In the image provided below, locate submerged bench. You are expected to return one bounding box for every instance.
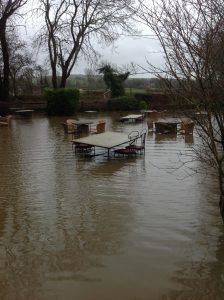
[15,109,34,117]
[155,121,177,134]
[0,115,12,125]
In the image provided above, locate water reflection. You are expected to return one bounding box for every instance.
[88,159,131,176]
[0,117,135,299]
[161,224,224,300]
[184,133,194,144]
[0,113,223,300]
[0,169,134,299]
[161,176,224,300]
[155,132,177,142]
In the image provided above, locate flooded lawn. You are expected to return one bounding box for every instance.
[0,112,223,300]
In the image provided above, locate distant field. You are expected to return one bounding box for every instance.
[79,88,163,95]
[80,88,148,94]
[80,89,105,93]
[125,88,147,94]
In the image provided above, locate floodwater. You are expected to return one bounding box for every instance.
[0,112,224,300]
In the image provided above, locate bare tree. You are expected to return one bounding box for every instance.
[0,0,28,100]
[136,0,224,221]
[85,68,99,90]
[6,32,33,96]
[37,0,138,89]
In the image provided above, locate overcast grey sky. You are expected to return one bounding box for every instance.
[73,33,164,77]
[21,8,164,78]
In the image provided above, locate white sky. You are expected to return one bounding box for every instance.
[75,34,164,78]
[20,6,164,78]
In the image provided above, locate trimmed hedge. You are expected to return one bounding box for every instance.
[107,96,139,111]
[45,88,80,116]
[139,100,148,110]
[107,96,148,111]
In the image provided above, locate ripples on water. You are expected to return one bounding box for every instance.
[0,113,224,300]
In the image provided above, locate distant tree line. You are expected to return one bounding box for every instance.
[66,73,164,92]
[0,0,138,101]
[0,0,164,101]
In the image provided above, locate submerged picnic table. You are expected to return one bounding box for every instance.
[15,109,34,117]
[120,114,144,122]
[71,120,93,134]
[72,131,137,157]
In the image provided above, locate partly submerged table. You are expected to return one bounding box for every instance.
[120,114,144,122]
[15,109,34,117]
[68,119,93,135]
[72,131,137,157]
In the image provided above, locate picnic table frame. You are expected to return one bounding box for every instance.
[120,114,144,122]
[72,131,138,158]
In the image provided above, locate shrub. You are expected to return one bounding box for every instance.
[134,93,151,102]
[138,100,148,110]
[107,96,139,111]
[45,88,80,116]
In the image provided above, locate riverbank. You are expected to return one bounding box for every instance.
[0,91,195,115]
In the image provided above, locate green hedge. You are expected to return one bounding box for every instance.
[107,96,147,111]
[107,96,137,111]
[45,88,80,116]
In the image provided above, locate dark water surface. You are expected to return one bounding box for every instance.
[0,112,224,300]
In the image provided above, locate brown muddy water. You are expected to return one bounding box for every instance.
[0,112,224,300]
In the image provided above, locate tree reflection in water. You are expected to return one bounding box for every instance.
[161,228,224,300]
[161,182,224,300]
[0,114,223,300]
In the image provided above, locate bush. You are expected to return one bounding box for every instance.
[138,100,148,110]
[45,88,80,116]
[134,93,152,102]
[107,96,139,111]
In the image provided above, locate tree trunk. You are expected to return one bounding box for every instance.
[0,20,10,101]
[219,195,224,223]
[60,71,67,88]
[51,65,58,89]
[218,165,224,223]
[12,75,17,97]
